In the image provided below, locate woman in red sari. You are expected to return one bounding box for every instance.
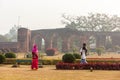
[31,44,39,70]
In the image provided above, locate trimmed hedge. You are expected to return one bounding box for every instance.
[5,52,16,58]
[73,53,81,59]
[0,54,6,64]
[62,53,75,63]
[4,58,62,65]
[3,58,120,65]
[4,58,16,64]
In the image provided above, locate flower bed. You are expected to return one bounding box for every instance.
[87,58,120,61]
[45,48,57,56]
[76,58,120,64]
[56,62,120,70]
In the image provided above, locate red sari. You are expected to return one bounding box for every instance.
[31,44,38,70]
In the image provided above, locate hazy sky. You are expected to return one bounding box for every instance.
[0,0,120,35]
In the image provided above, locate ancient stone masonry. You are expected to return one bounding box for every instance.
[1,28,120,52]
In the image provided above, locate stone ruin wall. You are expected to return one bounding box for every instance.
[0,42,19,53]
[1,28,120,53]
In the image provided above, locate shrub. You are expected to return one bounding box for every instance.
[56,62,120,70]
[46,48,56,56]
[0,54,6,64]
[5,52,16,58]
[96,48,102,56]
[96,46,105,55]
[42,59,52,65]
[26,53,32,58]
[62,53,75,63]
[4,58,16,64]
[73,53,81,59]
[114,45,120,51]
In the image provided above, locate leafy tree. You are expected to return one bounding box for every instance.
[61,13,120,32]
[0,35,9,42]
[4,25,21,42]
[61,14,79,30]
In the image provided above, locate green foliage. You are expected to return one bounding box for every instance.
[4,58,16,64]
[0,35,9,42]
[96,48,102,56]
[0,54,6,64]
[72,47,78,53]
[100,46,105,53]
[114,45,120,51]
[26,53,32,58]
[15,59,61,65]
[3,58,120,65]
[62,53,75,63]
[42,60,52,65]
[5,52,16,58]
[96,46,105,55]
[96,48,101,53]
[73,53,81,59]
[4,25,21,42]
[68,48,81,59]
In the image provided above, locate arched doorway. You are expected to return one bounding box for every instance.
[32,35,45,52]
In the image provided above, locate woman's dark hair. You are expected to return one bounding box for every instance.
[83,43,86,47]
[82,43,87,54]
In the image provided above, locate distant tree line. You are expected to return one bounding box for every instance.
[0,25,21,42]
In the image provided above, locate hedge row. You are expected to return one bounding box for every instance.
[4,58,61,65]
[4,58,120,65]
[56,62,120,70]
[0,52,16,64]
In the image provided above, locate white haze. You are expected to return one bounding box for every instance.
[0,0,120,34]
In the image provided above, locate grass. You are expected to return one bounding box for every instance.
[0,52,120,80]
[0,65,120,80]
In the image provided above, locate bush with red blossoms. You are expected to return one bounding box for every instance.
[45,48,57,56]
[56,62,120,70]
[87,58,120,61]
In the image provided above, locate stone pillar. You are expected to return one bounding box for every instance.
[96,35,106,48]
[52,38,57,48]
[35,38,42,51]
[111,36,120,47]
[45,39,52,50]
[18,28,31,52]
[96,36,100,48]
[100,35,106,47]
[62,37,69,52]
